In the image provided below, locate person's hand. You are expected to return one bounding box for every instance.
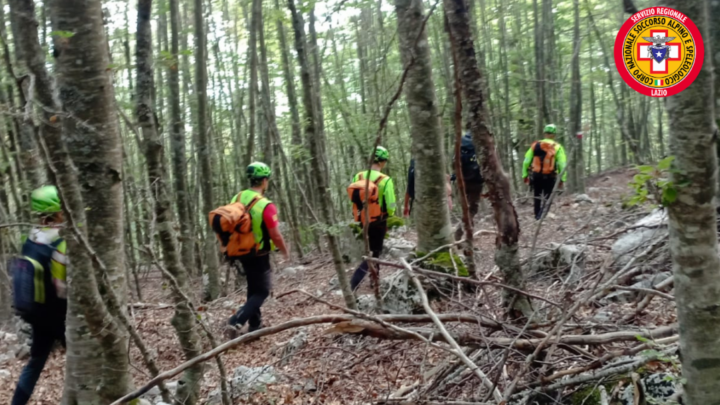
[403,207,410,217]
[523,177,529,185]
[558,181,565,190]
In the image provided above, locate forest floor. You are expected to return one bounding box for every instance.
[0,167,679,405]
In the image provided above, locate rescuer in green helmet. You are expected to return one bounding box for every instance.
[522,124,568,220]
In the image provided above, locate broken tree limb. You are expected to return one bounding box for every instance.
[512,346,678,400]
[403,258,503,402]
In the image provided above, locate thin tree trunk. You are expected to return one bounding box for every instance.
[194,0,220,300]
[169,0,195,274]
[665,2,720,404]
[244,0,260,168]
[568,0,584,193]
[136,1,204,401]
[444,0,532,317]
[287,0,356,309]
[395,0,452,252]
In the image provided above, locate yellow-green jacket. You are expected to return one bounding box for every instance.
[522,138,567,182]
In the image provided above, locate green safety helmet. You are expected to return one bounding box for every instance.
[544,124,557,134]
[247,161,272,180]
[31,185,62,213]
[374,146,389,162]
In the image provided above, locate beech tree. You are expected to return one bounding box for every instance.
[395,0,453,252]
[444,0,531,316]
[665,1,720,403]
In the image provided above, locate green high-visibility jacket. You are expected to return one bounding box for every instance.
[352,170,396,217]
[230,189,274,252]
[522,138,567,182]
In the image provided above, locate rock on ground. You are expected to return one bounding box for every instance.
[611,210,668,266]
[620,373,680,405]
[574,194,594,204]
[529,243,585,284]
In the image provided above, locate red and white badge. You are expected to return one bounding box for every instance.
[614,7,704,97]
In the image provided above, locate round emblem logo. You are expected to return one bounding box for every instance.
[614,7,704,98]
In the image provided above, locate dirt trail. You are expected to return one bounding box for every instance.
[0,167,676,405]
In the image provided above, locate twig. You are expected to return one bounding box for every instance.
[612,285,674,301]
[402,259,503,402]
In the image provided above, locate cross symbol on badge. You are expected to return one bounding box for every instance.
[636,29,681,74]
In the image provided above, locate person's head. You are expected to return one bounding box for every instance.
[247,162,272,192]
[374,146,389,169]
[543,124,557,138]
[31,185,63,225]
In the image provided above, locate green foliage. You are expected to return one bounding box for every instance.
[570,386,602,405]
[624,156,683,208]
[415,251,468,277]
[50,30,75,38]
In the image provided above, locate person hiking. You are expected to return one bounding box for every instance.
[348,146,396,291]
[522,124,567,220]
[403,159,452,217]
[451,133,484,240]
[11,186,68,405]
[223,162,289,339]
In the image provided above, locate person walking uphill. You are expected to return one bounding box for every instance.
[522,124,567,220]
[451,133,484,240]
[348,146,396,291]
[11,186,68,405]
[210,162,289,339]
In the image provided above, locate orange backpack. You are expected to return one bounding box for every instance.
[347,173,386,224]
[531,141,558,175]
[208,196,262,257]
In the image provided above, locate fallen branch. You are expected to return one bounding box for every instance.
[404,259,503,402]
[512,346,678,399]
[612,285,674,301]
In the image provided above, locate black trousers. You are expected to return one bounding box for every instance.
[532,173,556,219]
[12,321,65,405]
[454,180,484,240]
[229,254,272,328]
[350,221,387,291]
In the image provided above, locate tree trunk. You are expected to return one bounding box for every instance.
[665,2,720,404]
[443,0,532,317]
[136,1,204,401]
[287,0,356,309]
[257,0,276,167]
[244,0,260,168]
[194,0,220,300]
[169,0,195,273]
[568,0,584,193]
[41,0,134,400]
[395,0,452,252]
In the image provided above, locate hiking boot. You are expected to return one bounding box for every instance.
[248,322,264,333]
[224,324,240,340]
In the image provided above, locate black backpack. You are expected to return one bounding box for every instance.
[460,135,482,182]
[10,238,64,323]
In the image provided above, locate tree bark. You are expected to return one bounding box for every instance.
[194,0,220,300]
[287,0,356,309]
[395,0,452,252]
[665,1,720,404]
[443,0,532,317]
[136,1,204,402]
[169,0,195,273]
[244,0,260,169]
[38,0,134,400]
[568,0,584,193]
